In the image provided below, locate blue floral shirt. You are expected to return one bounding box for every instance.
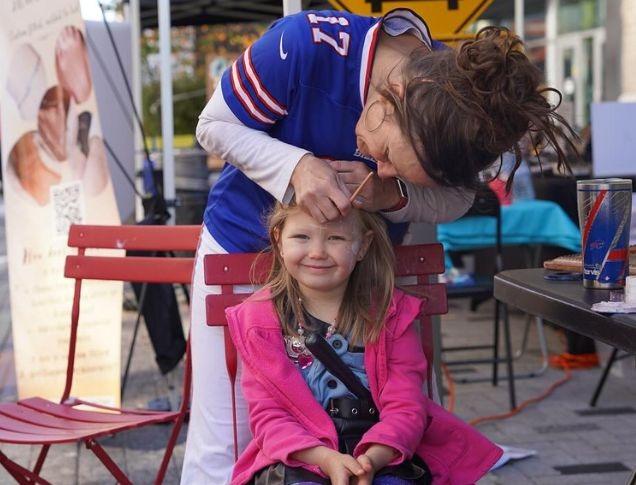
[292,313,370,409]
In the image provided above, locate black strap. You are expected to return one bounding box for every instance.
[328,397,378,421]
[304,332,374,402]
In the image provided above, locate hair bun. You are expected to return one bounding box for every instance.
[456,27,545,155]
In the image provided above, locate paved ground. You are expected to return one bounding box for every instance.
[0,204,634,483]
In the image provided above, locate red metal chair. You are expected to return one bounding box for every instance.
[203,243,448,461]
[0,224,201,485]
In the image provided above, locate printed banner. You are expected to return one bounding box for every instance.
[0,0,122,405]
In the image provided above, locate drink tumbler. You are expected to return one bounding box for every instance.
[577,178,632,289]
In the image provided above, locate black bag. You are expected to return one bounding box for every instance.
[252,463,330,485]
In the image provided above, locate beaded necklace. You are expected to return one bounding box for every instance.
[284,303,336,369]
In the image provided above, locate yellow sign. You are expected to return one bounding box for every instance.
[327,0,494,38]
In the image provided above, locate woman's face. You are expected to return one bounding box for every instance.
[355,95,437,188]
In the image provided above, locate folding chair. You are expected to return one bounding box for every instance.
[203,243,448,460]
[0,224,200,485]
[442,185,518,409]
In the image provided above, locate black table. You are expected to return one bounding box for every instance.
[494,269,636,354]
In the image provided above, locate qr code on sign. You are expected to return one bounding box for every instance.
[51,182,85,235]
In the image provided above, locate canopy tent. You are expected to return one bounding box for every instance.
[134,0,331,29]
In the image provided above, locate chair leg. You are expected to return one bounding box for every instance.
[0,450,52,485]
[501,304,517,410]
[492,301,500,387]
[32,444,50,477]
[514,315,533,359]
[589,347,619,407]
[85,439,132,485]
[0,451,29,484]
[154,414,188,485]
[121,282,149,399]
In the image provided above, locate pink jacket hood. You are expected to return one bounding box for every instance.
[226,288,502,484]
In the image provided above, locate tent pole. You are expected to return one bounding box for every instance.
[514,0,525,41]
[158,0,176,223]
[282,0,302,16]
[129,0,144,221]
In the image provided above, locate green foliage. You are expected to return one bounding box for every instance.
[142,76,206,138]
[140,22,267,138]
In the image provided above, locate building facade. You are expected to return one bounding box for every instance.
[477,0,619,131]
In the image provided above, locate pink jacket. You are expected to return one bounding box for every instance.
[226,288,502,485]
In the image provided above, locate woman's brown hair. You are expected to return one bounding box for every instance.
[382,26,578,191]
[262,204,395,345]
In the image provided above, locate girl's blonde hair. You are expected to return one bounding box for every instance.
[263,204,395,345]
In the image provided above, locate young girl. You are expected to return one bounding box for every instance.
[225,204,502,485]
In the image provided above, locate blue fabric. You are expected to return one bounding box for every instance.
[373,477,417,484]
[204,10,437,253]
[438,199,581,256]
[291,476,414,485]
[299,332,369,408]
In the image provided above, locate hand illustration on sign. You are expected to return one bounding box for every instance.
[55,26,92,104]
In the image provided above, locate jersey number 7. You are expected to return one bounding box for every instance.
[307,13,350,57]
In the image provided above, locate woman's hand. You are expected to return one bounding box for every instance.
[329,160,401,212]
[290,154,351,222]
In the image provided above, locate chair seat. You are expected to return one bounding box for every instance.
[446,275,494,298]
[0,397,179,445]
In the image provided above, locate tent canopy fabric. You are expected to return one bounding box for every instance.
[134,0,331,29]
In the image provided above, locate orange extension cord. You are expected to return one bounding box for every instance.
[441,357,585,427]
[442,329,600,425]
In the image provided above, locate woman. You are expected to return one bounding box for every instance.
[182,8,574,483]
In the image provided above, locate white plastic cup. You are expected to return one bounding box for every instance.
[625,276,636,305]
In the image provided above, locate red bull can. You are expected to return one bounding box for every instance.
[577,178,633,289]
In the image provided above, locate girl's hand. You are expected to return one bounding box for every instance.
[317,448,366,485]
[354,444,398,484]
[329,160,401,212]
[352,454,375,485]
[290,154,351,223]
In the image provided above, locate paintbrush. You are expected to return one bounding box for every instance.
[349,171,375,203]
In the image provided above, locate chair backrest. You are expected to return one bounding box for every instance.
[62,224,200,404]
[204,243,446,460]
[465,184,503,269]
[204,244,447,346]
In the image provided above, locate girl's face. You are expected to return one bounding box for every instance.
[355,94,437,188]
[277,209,372,295]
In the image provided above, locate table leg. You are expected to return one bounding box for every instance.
[589,347,621,407]
[501,303,517,410]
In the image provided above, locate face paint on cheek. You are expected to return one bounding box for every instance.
[346,238,365,265]
[350,239,361,255]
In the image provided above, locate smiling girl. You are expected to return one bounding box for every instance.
[224,204,501,485]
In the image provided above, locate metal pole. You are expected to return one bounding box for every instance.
[282,0,302,16]
[158,0,175,223]
[129,0,144,221]
[546,0,558,89]
[514,0,525,41]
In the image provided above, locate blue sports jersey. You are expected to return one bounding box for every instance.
[204,9,434,253]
